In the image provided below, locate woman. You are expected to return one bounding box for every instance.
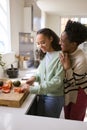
[59,20,87,121]
[26,28,65,118]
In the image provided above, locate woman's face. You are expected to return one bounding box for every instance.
[59,31,77,53]
[36,34,53,53]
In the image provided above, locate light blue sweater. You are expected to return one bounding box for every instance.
[30,51,65,96]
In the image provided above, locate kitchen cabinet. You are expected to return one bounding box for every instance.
[19,32,34,69]
[24,6,33,33]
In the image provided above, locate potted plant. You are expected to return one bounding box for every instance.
[0,54,5,78]
[0,54,5,68]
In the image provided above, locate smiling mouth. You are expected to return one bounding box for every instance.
[60,45,63,48]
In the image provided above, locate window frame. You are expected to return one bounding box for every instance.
[61,17,87,33]
[0,0,11,54]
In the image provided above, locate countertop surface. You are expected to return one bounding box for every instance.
[0,68,87,130]
[0,113,87,130]
[0,68,37,114]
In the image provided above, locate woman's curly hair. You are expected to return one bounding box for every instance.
[64,20,87,45]
[36,28,61,60]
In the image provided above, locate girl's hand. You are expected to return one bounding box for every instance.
[21,83,30,92]
[59,52,71,70]
[26,76,36,85]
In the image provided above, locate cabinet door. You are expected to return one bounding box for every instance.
[24,6,33,33]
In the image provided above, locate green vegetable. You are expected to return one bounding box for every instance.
[13,80,21,87]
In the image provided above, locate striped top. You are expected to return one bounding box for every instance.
[64,48,87,105]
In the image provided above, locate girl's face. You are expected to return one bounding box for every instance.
[59,31,77,53]
[36,34,53,53]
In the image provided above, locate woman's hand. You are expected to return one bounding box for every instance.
[26,76,36,85]
[59,52,71,70]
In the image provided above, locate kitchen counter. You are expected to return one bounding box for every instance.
[0,112,87,130]
[0,68,37,114]
[0,94,36,114]
[0,68,87,129]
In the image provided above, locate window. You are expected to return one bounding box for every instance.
[81,18,87,25]
[61,17,87,33]
[0,0,11,53]
[61,17,87,50]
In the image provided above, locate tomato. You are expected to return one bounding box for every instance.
[6,80,12,89]
[14,87,21,93]
[2,88,10,93]
[1,83,11,93]
[0,80,12,93]
[2,83,10,89]
[14,87,26,93]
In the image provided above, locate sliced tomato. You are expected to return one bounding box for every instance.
[14,87,21,93]
[5,80,12,89]
[14,87,26,93]
[2,88,10,93]
[2,83,10,89]
[2,84,11,93]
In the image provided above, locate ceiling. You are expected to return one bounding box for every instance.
[36,0,87,16]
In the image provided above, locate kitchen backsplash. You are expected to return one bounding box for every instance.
[0,52,17,78]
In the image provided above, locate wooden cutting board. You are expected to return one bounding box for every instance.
[0,89,29,108]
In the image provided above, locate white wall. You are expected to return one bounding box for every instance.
[41,11,61,35]
[0,0,24,77]
[41,11,47,28]
[10,0,24,54]
[45,14,61,35]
